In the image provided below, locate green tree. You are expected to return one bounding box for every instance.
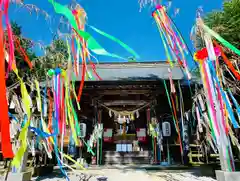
[194,0,240,51]
[204,0,240,49]
[6,21,37,86]
[6,22,69,85]
[33,38,69,81]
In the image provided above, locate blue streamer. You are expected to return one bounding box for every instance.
[227,89,240,116]
[53,134,69,181]
[208,60,240,128]
[54,75,59,135]
[8,112,19,123]
[53,108,69,180]
[29,126,57,138]
[21,114,28,128]
[42,84,47,116]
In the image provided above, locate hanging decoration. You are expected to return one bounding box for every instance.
[0,0,142,179]
[0,13,14,159]
[193,16,240,172]
[152,5,191,80]
[98,101,151,119]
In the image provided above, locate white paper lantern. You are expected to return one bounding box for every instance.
[162,122,171,137]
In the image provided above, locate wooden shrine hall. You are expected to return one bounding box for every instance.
[74,62,199,165]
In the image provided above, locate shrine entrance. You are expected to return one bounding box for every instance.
[75,62,196,165]
[79,85,192,164]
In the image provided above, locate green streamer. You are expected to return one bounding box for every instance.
[163,80,177,131]
[88,25,140,59]
[226,146,233,171]
[202,24,240,56]
[69,97,81,136]
[82,139,95,156]
[48,0,139,60]
[206,104,216,142]
[155,12,173,67]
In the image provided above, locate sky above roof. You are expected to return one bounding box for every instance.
[9,0,223,68]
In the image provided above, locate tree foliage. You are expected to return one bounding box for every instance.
[195,0,240,51]
[6,21,37,86]
[204,0,240,49]
[6,22,69,85]
[33,38,69,81]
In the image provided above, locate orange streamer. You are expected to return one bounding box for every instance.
[14,36,33,69]
[170,93,183,155]
[213,40,240,80]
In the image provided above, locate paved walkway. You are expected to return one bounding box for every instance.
[30,165,217,181]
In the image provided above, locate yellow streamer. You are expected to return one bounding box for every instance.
[12,81,31,168]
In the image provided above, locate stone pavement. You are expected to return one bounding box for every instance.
[0,165,216,181]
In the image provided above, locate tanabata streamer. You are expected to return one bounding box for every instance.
[163,80,183,155]
[213,40,240,80]
[14,36,33,69]
[48,0,139,60]
[88,25,140,59]
[201,23,240,56]
[11,83,31,168]
[152,5,191,80]
[194,20,238,170]
[4,0,15,76]
[227,89,240,117]
[208,62,239,129]
[0,12,14,158]
[196,58,220,140]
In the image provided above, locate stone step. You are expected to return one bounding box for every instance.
[103,159,150,165]
[102,151,151,165]
[103,151,150,158]
[104,156,150,162]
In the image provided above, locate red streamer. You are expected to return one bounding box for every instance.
[0,11,14,158]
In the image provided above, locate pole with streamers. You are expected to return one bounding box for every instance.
[194,17,240,171]
[152,5,191,80]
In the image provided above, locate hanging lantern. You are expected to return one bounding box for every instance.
[162,122,171,137]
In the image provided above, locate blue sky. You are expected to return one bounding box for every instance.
[9,0,223,66]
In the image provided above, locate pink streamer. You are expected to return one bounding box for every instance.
[57,75,61,133]
[4,0,15,77]
[202,61,220,137]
